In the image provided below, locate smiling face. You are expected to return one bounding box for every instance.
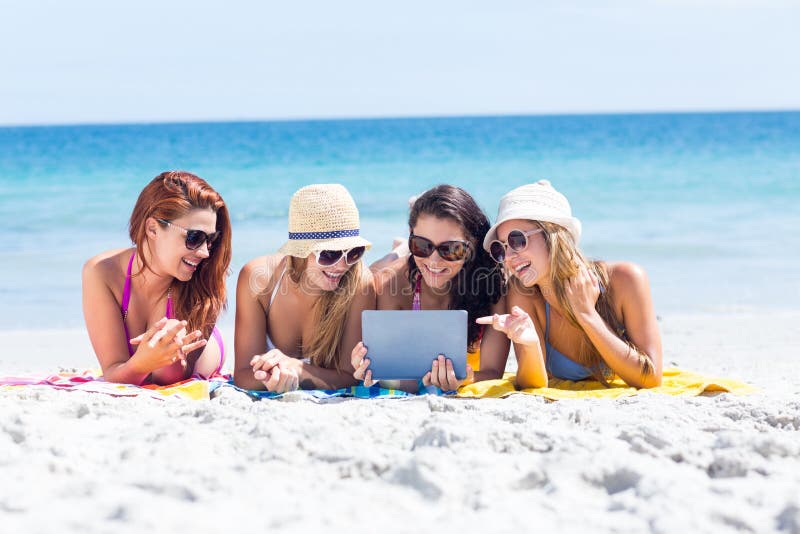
[147,208,218,282]
[411,214,470,290]
[495,219,549,288]
[303,252,353,292]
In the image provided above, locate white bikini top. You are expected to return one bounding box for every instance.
[265,264,287,350]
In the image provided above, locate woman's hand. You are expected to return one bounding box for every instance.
[128,318,206,374]
[350,341,377,387]
[422,354,474,391]
[565,264,601,319]
[250,349,300,393]
[476,306,540,346]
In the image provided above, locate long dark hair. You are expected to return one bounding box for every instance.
[407,185,503,348]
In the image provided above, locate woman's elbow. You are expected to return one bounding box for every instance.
[233,369,260,390]
[628,369,662,389]
[481,366,505,381]
[518,373,548,390]
[640,371,662,389]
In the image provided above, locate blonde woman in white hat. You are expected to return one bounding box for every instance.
[234,184,375,392]
[478,180,663,389]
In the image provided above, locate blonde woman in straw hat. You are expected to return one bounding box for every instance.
[477,180,663,389]
[234,184,375,392]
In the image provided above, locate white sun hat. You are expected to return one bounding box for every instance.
[483,180,582,251]
[278,184,372,258]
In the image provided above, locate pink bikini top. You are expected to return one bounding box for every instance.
[120,252,173,356]
[412,274,422,311]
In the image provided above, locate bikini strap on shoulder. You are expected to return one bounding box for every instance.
[121,251,136,318]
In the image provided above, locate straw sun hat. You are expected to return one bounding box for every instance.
[278,184,372,258]
[483,180,582,251]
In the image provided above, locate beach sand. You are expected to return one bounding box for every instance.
[1,311,799,533]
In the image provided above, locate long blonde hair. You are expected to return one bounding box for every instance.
[287,256,363,370]
[515,221,654,385]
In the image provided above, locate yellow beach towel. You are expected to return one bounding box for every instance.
[457,366,756,400]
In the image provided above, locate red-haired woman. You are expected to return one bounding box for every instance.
[82,171,232,385]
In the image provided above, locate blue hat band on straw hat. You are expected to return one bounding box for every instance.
[288,229,360,240]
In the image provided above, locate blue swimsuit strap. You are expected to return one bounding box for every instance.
[544,301,551,343]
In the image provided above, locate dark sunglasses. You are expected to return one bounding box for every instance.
[408,234,471,262]
[314,246,366,267]
[157,218,221,251]
[488,228,543,263]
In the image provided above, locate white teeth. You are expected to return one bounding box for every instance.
[325,271,343,279]
[183,259,198,267]
[427,266,445,274]
[515,263,530,273]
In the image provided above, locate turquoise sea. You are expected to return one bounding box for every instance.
[1,112,798,329]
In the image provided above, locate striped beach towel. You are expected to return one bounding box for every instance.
[0,369,219,401]
[0,370,414,401]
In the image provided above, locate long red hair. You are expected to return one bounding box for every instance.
[128,171,232,339]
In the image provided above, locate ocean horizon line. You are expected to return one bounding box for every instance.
[2,107,799,130]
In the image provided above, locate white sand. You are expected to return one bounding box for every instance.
[1,311,799,533]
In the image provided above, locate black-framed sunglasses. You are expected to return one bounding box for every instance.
[314,246,366,267]
[488,228,543,263]
[157,218,221,251]
[408,234,472,262]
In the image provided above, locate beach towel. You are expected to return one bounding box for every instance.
[0,369,216,401]
[456,366,756,400]
[221,381,413,401]
[0,370,413,402]
[1,366,754,402]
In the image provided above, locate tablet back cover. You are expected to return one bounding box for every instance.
[361,310,468,380]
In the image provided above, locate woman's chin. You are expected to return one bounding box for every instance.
[513,267,539,287]
[174,271,194,282]
[311,275,342,292]
[421,271,456,290]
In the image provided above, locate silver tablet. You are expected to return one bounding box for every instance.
[361,310,468,380]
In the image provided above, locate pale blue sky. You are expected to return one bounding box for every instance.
[1,0,799,125]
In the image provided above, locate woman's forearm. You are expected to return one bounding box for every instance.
[102,358,151,385]
[233,366,266,390]
[298,362,358,390]
[576,310,660,388]
[472,368,503,382]
[514,341,548,389]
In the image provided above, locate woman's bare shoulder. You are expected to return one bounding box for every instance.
[240,253,285,274]
[372,256,408,287]
[606,261,649,287]
[372,258,411,308]
[83,248,133,283]
[238,254,287,295]
[605,261,651,304]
